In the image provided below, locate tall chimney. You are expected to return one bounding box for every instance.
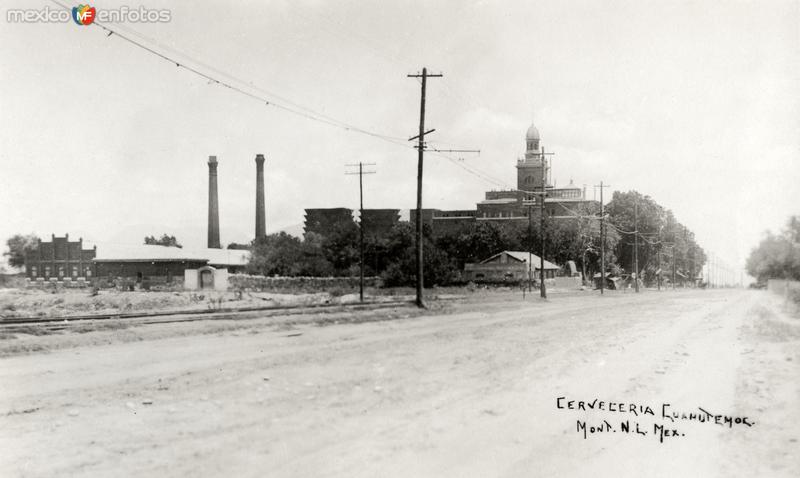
[207,156,221,249]
[255,154,266,239]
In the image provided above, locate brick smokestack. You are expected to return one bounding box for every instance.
[255,154,266,239]
[207,156,221,249]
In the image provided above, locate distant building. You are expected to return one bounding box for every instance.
[303,208,400,238]
[304,208,355,236]
[25,235,248,289]
[25,234,96,280]
[464,250,560,283]
[411,122,597,235]
[93,244,249,287]
[360,209,401,237]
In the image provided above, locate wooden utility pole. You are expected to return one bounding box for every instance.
[683,225,690,288]
[528,203,533,292]
[594,182,610,295]
[407,68,442,308]
[672,240,677,291]
[345,162,376,302]
[634,201,639,293]
[539,147,548,299]
[657,227,662,291]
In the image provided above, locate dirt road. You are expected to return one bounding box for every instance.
[1,289,798,477]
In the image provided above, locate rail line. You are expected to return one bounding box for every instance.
[0,298,438,332]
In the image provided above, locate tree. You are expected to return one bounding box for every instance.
[144,234,182,248]
[4,234,39,268]
[606,191,704,285]
[437,221,521,269]
[380,223,459,287]
[319,221,359,275]
[246,232,335,277]
[746,216,800,282]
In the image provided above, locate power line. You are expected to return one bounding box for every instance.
[48,0,416,150]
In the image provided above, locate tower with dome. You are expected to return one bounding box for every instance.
[411,121,596,235]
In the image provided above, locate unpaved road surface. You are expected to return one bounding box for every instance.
[1,289,798,477]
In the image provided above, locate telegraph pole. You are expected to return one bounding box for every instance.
[528,203,533,292]
[682,225,687,288]
[345,162,376,302]
[657,228,662,291]
[672,241,677,291]
[594,182,610,295]
[634,201,639,293]
[689,230,695,288]
[540,147,547,299]
[707,251,712,288]
[407,68,442,308]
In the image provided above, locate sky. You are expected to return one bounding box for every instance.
[1,0,798,280]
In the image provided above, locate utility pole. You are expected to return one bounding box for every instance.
[594,182,611,295]
[634,201,639,293]
[681,225,687,288]
[528,202,533,293]
[345,162,376,302]
[539,147,547,299]
[407,68,442,308]
[672,242,677,291]
[689,230,695,288]
[657,227,662,291]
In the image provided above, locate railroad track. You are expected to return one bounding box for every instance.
[0,298,433,332]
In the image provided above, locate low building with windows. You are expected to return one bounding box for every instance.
[464,250,560,283]
[25,236,248,289]
[92,244,249,289]
[25,234,96,282]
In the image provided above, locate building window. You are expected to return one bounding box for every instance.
[31,266,37,277]
[85,266,92,277]
[58,266,65,278]
[44,266,50,278]
[72,266,79,277]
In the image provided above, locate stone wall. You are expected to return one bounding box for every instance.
[229,274,382,293]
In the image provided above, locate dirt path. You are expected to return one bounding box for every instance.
[0,289,797,477]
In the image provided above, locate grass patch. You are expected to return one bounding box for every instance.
[7,325,55,336]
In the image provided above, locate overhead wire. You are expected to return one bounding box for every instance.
[48,0,602,212]
[48,0,413,149]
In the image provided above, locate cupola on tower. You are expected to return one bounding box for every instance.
[516,122,549,191]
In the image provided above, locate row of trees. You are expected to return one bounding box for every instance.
[606,191,706,286]
[243,191,704,287]
[745,216,800,283]
[144,234,182,248]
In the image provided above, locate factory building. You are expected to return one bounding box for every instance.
[412,123,597,235]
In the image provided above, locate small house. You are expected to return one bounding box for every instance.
[464,251,560,283]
